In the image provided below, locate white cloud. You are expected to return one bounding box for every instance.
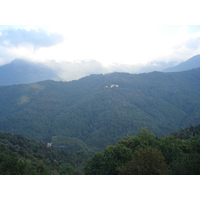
[0,28,64,48]
[1,24,200,75]
[0,27,65,65]
[1,1,200,77]
[160,27,200,62]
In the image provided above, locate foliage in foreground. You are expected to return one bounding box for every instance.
[0,131,93,175]
[85,128,200,175]
[1,125,200,175]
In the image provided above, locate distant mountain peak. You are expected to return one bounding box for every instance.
[0,58,61,86]
[163,54,200,72]
[10,58,45,66]
[10,58,31,64]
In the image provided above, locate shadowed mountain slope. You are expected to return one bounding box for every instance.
[163,54,200,72]
[0,58,61,86]
[0,68,200,149]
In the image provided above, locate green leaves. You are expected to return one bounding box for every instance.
[117,147,168,175]
[85,128,200,175]
[0,130,87,175]
[84,153,105,175]
[103,145,132,175]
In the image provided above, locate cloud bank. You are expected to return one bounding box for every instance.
[0,28,64,48]
[1,25,200,76]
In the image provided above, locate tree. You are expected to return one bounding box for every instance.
[103,144,132,175]
[84,144,132,175]
[117,128,160,152]
[117,146,168,175]
[84,153,105,175]
[58,163,75,175]
[158,136,183,165]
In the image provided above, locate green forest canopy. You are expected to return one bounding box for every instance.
[1,123,199,175]
[85,128,200,175]
[0,69,200,150]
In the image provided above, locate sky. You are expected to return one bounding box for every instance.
[1,1,200,73]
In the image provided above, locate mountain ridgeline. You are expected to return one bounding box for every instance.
[0,59,61,86]
[163,54,200,72]
[0,67,200,150]
[1,54,200,86]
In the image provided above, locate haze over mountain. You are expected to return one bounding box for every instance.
[0,58,61,86]
[43,54,200,79]
[44,59,108,81]
[0,54,198,86]
[163,54,200,72]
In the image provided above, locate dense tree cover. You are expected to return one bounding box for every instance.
[0,131,94,175]
[1,125,200,175]
[85,128,200,175]
[0,69,200,150]
[117,146,168,175]
[51,136,88,151]
[171,124,200,139]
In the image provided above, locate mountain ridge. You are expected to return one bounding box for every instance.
[0,58,61,86]
[1,54,200,86]
[0,67,200,149]
[163,54,200,72]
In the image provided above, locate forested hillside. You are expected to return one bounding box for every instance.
[1,125,199,175]
[0,130,94,174]
[0,68,200,150]
[85,128,200,175]
[171,124,200,139]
